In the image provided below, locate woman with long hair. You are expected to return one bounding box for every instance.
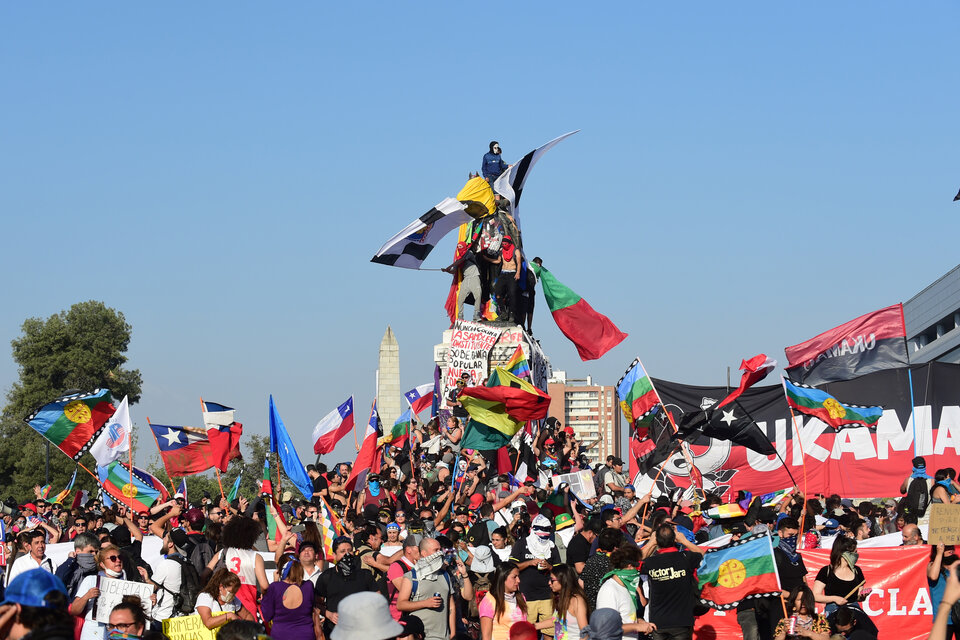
[208,515,269,616]
[813,536,867,616]
[773,585,831,640]
[478,562,528,640]
[261,555,317,640]
[195,568,255,630]
[932,468,960,504]
[71,544,154,640]
[544,563,588,640]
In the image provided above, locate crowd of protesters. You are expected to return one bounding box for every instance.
[0,416,958,640]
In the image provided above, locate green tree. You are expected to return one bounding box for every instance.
[147,434,300,505]
[0,301,142,499]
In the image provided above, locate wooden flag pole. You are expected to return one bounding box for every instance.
[127,440,134,513]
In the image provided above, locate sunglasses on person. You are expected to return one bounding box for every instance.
[105,555,121,562]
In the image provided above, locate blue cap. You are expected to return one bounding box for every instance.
[1,569,67,608]
[387,522,400,530]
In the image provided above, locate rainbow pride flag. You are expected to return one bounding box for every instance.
[505,345,531,378]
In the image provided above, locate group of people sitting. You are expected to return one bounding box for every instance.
[0,427,957,640]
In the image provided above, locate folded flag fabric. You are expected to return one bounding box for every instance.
[460,367,550,433]
[269,396,315,501]
[312,397,355,455]
[90,395,132,468]
[698,533,782,610]
[97,461,169,514]
[404,384,434,415]
[505,345,531,379]
[316,496,343,561]
[346,401,382,493]
[27,389,115,461]
[717,355,776,409]
[202,400,243,472]
[379,408,412,448]
[617,359,661,425]
[52,469,77,505]
[675,403,776,456]
[531,264,626,361]
[149,423,216,475]
[782,378,883,430]
[703,503,748,520]
[371,197,475,269]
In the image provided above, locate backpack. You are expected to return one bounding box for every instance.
[158,556,201,616]
[184,534,214,578]
[904,477,930,517]
[409,566,453,604]
[593,465,609,496]
[479,218,503,259]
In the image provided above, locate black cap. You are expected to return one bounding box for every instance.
[913,456,926,469]
[611,457,624,466]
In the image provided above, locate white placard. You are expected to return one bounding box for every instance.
[553,470,596,500]
[444,321,503,399]
[95,576,154,623]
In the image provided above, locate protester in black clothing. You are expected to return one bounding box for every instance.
[828,605,878,640]
[639,524,704,640]
[567,518,601,574]
[509,514,561,635]
[582,528,623,613]
[315,536,379,638]
[307,463,329,500]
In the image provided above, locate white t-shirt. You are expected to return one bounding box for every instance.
[596,578,646,640]
[194,592,242,615]
[5,553,55,586]
[76,574,108,640]
[381,544,402,558]
[152,557,183,620]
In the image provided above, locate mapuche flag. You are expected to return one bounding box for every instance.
[532,263,626,361]
[617,358,661,426]
[784,303,908,386]
[97,461,169,514]
[782,377,883,430]
[27,389,115,460]
[698,533,782,610]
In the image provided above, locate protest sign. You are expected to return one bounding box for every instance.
[162,614,218,640]
[444,321,503,397]
[553,470,596,500]
[94,576,154,624]
[693,546,932,640]
[929,503,960,545]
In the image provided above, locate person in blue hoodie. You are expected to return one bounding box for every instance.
[481,141,509,187]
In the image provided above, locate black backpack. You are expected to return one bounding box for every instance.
[904,477,930,517]
[158,556,202,616]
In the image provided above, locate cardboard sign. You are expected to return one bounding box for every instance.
[929,503,960,545]
[444,321,503,398]
[162,614,220,640]
[553,470,596,500]
[94,576,154,624]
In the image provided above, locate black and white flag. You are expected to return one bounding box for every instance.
[371,197,471,269]
[493,130,579,228]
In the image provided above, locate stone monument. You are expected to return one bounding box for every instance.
[377,326,402,430]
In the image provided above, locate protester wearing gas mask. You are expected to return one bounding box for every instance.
[315,535,378,639]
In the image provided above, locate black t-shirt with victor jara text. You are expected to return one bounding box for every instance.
[639,548,703,628]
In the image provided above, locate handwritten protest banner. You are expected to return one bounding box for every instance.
[94,576,154,623]
[444,321,503,398]
[162,614,219,639]
[929,503,960,545]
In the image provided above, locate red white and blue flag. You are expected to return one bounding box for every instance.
[149,423,216,475]
[404,384,434,416]
[201,399,243,472]
[312,397,355,455]
[176,478,187,503]
[345,401,381,492]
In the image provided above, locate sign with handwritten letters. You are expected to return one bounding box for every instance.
[929,503,960,545]
[94,576,154,624]
[444,321,503,397]
[162,614,220,639]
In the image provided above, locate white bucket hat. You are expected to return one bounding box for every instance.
[331,591,404,640]
[469,545,495,573]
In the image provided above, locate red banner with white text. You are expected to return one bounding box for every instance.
[694,547,932,640]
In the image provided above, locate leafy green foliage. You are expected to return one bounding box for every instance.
[0,301,142,499]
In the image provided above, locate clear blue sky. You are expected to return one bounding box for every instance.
[2,3,958,478]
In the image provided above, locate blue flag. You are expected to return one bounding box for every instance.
[176,478,187,504]
[228,471,243,502]
[268,395,314,501]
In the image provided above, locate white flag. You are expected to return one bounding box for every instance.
[90,396,131,467]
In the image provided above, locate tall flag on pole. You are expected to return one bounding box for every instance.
[27,389,115,460]
[403,384,434,416]
[505,345,531,379]
[617,359,661,426]
[201,400,243,472]
[148,424,216,475]
[51,469,78,505]
[531,263,626,361]
[460,368,550,430]
[312,397,355,455]
[716,355,777,408]
[372,197,475,269]
[97,461,169,514]
[260,459,286,543]
[90,395,131,468]
[316,496,343,561]
[379,408,412,448]
[493,131,580,230]
[227,471,243,502]
[698,534,782,610]
[345,401,381,493]
[781,378,883,430]
[675,403,776,456]
[176,478,187,503]
[268,396,315,501]
[784,303,909,385]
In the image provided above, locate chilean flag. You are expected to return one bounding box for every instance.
[201,399,243,472]
[717,354,777,408]
[312,397,355,455]
[404,383,434,416]
[345,401,380,492]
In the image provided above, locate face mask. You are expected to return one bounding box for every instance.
[534,529,551,540]
[944,554,959,567]
[104,568,123,578]
[336,554,360,577]
[76,553,97,570]
[369,482,380,494]
[842,551,858,569]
